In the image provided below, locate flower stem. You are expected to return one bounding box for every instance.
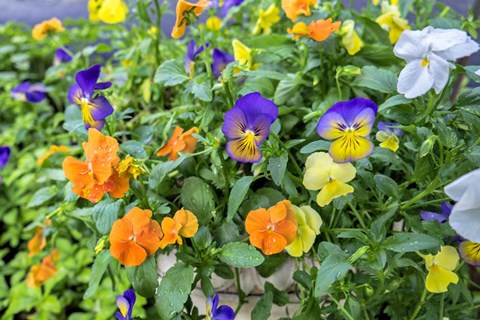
[347,200,366,229]
[409,286,427,320]
[234,268,246,314]
[327,292,355,320]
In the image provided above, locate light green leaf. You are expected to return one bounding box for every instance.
[353,66,397,94]
[181,177,215,225]
[154,59,189,86]
[314,254,352,296]
[268,152,288,186]
[219,242,265,268]
[227,176,254,221]
[92,199,122,234]
[383,233,441,252]
[27,186,58,208]
[121,140,147,159]
[83,251,113,299]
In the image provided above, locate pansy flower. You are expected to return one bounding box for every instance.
[26,249,60,288]
[37,145,71,166]
[0,146,11,168]
[32,18,64,40]
[394,27,479,99]
[157,126,199,160]
[316,98,378,163]
[27,221,51,257]
[159,209,199,249]
[281,0,316,22]
[206,17,222,30]
[232,39,254,70]
[211,48,234,79]
[118,156,146,180]
[288,18,341,42]
[206,294,235,320]
[218,0,244,16]
[285,205,322,257]
[420,202,452,223]
[375,121,403,152]
[115,289,136,320]
[89,0,129,24]
[185,40,209,77]
[62,128,130,203]
[172,0,211,39]
[68,64,114,130]
[421,246,459,293]
[253,4,280,35]
[376,0,410,44]
[222,92,278,163]
[338,20,363,55]
[246,200,297,255]
[303,152,357,207]
[110,207,163,267]
[11,82,46,103]
[459,241,480,267]
[53,48,72,66]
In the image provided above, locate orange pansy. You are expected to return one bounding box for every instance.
[62,128,130,203]
[288,18,341,42]
[37,145,70,166]
[32,18,64,40]
[26,249,60,288]
[28,228,47,257]
[245,200,297,255]
[159,209,199,249]
[172,0,211,39]
[156,126,199,160]
[281,0,316,21]
[110,207,163,267]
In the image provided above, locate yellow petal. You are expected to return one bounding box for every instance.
[426,265,459,293]
[298,225,316,253]
[286,236,303,257]
[330,162,356,183]
[379,137,399,152]
[232,39,252,69]
[303,152,333,190]
[316,180,354,207]
[291,205,307,226]
[301,205,322,235]
[329,134,374,163]
[206,16,222,30]
[434,246,459,271]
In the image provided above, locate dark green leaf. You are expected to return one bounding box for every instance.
[251,292,273,319]
[27,186,58,208]
[219,242,265,268]
[126,256,158,298]
[92,199,122,234]
[121,140,147,159]
[374,174,399,198]
[353,66,397,94]
[268,152,288,186]
[227,176,253,221]
[383,232,441,252]
[300,140,330,154]
[181,177,215,225]
[83,251,112,299]
[314,254,352,296]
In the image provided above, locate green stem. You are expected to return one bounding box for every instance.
[439,292,444,319]
[234,268,246,314]
[327,292,355,320]
[153,0,163,65]
[224,79,234,108]
[409,287,427,320]
[400,178,439,210]
[335,72,343,100]
[347,200,366,229]
[219,151,231,197]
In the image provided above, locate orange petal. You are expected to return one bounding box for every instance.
[273,219,297,245]
[124,207,152,235]
[83,128,120,184]
[249,230,267,250]
[104,169,130,199]
[28,228,46,257]
[136,220,163,255]
[308,18,341,42]
[110,241,147,267]
[110,219,134,243]
[269,200,290,224]
[245,208,270,235]
[262,230,287,255]
[159,217,180,249]
[174,209,199,238]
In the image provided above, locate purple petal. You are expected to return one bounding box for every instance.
[114,311,127,320]
[214,305,235,320]
[94,81,112,91]
[316,110,347,140]
[420,210,447,223]
[11,81,30,95]
[250,113,275,144]
[222,107,247,139]
[212,48,234,78]
[123,289,136,319]
[25,84,46,103]
[211,294,219,312]
[54,48,72,65]
[323,98,378,128]
[441,202,453,217]
[187,39,196,61]
[68,84,83,104]
[193,43,208,58]
[85,118,105,130]
[89,96,114,120]
[0,146,11,168]
[116,296,130,319]
[76,65,101,97]
[234,92,278,125]
[220,0,245,15]
[377,121,403,136]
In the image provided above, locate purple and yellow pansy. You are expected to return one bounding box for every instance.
[206,294,235,320]
[222,92,278,163]
[67,64,114,130]
[459,240,480,267]
[316,98,378,163]
[11,81,46,103]
[185,40,209,77]
[376,121,403,152]
[115,289,136,320]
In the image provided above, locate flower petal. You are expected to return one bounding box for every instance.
[285,236,303,257]
[330,162,356,183]
[393,29,430,62]
[222,107,248,139]
[316,180,354,207]
[89,96,114,120]
[329,134,374,163]
[459,241,480,267]
[397,60,434,99]
[303,152,333,190]
[444,168,480,202]
[76,65,101,96]
[68,83,83,104]
[434,246,459,271]
[261,230,287,255]
[226,138,261,163]
[302,206,322,235]
[429,53,451,94]
[425,265,458,293]
[316,110,347,140]
[234,92,278,125]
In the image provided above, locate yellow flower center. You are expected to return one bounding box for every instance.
[80,99,95,126]
[421,58,429,67]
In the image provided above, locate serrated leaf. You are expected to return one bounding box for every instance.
[154,59,189,86]
[192,80,212,102]
[227,176,253,221]
[219,242,265,268]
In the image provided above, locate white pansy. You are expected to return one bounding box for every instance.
[393,26,479,99]
[444,168,480,243]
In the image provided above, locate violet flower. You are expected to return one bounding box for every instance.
[54,48,73,65]
[211,48,234,79]
[67,65,114,130]
[11,82,46,103]
[115,289,136,320]
[420,202,452,223]
[222,92,278,163]
[0,146,10,168]
[206,294,235,320]
[185,39,209,75]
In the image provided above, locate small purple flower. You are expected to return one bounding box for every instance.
[185,40,209,75]
[377,121,403,137]
[420,202,453,223]
[211,48,234,79]
[206,294,235,320]
[115,289,136,320]
[67,65,114,130]
[222,92,278,163]
[54,48,73,65]
[219,0,245,16]
[0,146,11,168]
[11,82,46,103]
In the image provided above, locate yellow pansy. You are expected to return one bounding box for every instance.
[286,205,322,257]
[422,246,459,293]
[338,20,363,55]
[376,132,399,151]
[118,156,146,180]
[376,0,410,44]
[232,39,254,70]
[32,18,64,40]
[97,0,129,24]
[206,17,222,30]
[88,0,102,22]
[253,4,281,35]
[37,145,71,166]
[303,152,356,207]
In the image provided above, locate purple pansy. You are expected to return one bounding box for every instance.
[0,146,11,168]
[67,65,114,130]
[185,40,209,75]
[219,0,245,16]
[222,92,278,163]
[206,294,235,320]
[211,48,234,79]
[316,98,378,163]
[115,289,136,320]
[54,48,73,65]
[420,202,453,223]
[11,81,46,103]
[377,121,403,137]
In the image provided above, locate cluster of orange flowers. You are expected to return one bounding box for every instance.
[109,207,198,266]
[32,17,64,40]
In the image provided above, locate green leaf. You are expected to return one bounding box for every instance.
[293,270,312,290]
[383,232,441,252]
[126,256,158,297]
[274,74,299,105]
[121,140,147,159]
[227,176,254,221]
[149,154,189,188]
[192,226,213,249]
[251,292,273,319]
[212,220,240,246]
[83,251,112,299]
[27,186,58,208]
[219,242,265,268]
[92,199,122,234]
[374,174,399,199]
[314,254,352,296]
[300,140,330,154]
[378,95,411,112]
[264,282,289,306]
[156,262,194,319]
[268,152,288,186]
[154,59,189,86]
[181,177,215,225]
[191,79,213,102]
[243,70,288,81]
[256,253,288,277]
[353,66,397,94]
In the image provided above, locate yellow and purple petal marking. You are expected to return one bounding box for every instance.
[459,241,480,267]
[377,121,403,136]
[115,289,136,320]
[316,98,377,163]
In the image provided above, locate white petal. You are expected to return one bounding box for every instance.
[444,168,480,202]
[397,60,434,99]
[435,37,480,61]
[429,28,468,52]
[393,29,430,62]
[428,53,451,93]
[449,207,480,243]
